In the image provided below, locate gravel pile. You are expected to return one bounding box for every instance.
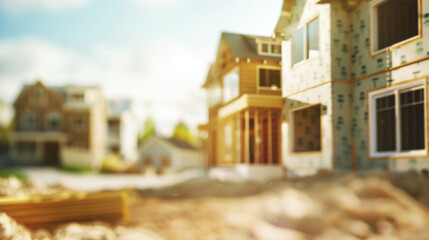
[226,176,429,240]
[0,177,65,198]
[0,212,164,240]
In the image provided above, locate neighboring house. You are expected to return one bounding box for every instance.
[274,0,429,174]
[201,32,283,180]
[10,81,106,169]
[138,136,202,173]
[107,99,138,162]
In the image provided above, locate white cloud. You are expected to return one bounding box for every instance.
[0,37,210,135]
[0,0,90,13]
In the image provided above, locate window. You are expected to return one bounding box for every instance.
[261,43,269,53]
[369,79,426,157]
[46,112,61,130]
[70,92,85,101]
[290,104,321,152]
[223,68,239,102]
[259,68,281,89]
[307,19,319,59]
[292,18,319,65]
[17,141,36,156]
[108,119,120,136]
[208,84,222,107]
[258,42,282,56]
[72,115,88,131]
[21,112,38,130]
[371,0,419,52]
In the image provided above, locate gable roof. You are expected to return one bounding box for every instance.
[14,81,64,109]
[164,137,198,151]
[140,136,199,153]
[202,63,215,88]
[221,32,281,62]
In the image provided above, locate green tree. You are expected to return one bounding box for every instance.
[171,121,196,145]
[138,117,156,144]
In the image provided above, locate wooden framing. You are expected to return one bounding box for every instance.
[202,32,282,168]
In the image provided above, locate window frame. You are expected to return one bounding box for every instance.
[45,112,62,131]
[369,0,422,56]
[257,41,282,57]
[256,65,282,91]
[222,66,240,103]
[288,103,323,154]
[21,112,38,130]
[368,78,428,158]
[71,115,88,131]
[291,16,320,67]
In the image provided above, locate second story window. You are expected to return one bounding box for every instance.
[258,68,281,90]
[371,0,418,53]
[208,84,222,107]
[292,17,319,65]
[258,42,282,56]
[223,68,239,103]
[46,112,61,131]
[70,92,85,102]
[72,115,88,131]
[21,112,38,130]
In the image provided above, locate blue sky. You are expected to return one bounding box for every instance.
[0,0,283,134]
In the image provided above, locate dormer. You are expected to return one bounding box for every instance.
[257,40,282,57]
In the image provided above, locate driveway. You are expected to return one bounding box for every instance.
[21,167,206,191]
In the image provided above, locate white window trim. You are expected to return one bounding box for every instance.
[292,16,320,67]
[257,40,282,57]
[368,79,427,158]
[256,65,282,91]
[288,103,323,154]
[369,0,421,55]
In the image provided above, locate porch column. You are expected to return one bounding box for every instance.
[278,109,282,165]
[268,109,272,164]
[254,108,259,164]
[244,109,250,164]
[235,113,241,164]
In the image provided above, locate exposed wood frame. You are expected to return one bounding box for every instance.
[287,103,324,155]
[254,109,260,164]
[268,109,273,164]
[244,109,250,164]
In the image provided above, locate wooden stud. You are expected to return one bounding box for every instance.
[268,109,272,164]
[244,109,250,164]
[278,109,282,165]
[254,108,259,164]
[236,113,241,163]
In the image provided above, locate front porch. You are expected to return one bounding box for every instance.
[213,94,283,169]
[10,132,67,166]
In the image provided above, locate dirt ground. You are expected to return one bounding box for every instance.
[3,170,429,240]
[124,170,429,240]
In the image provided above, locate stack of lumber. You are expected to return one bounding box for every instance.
[0,190,128,230]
